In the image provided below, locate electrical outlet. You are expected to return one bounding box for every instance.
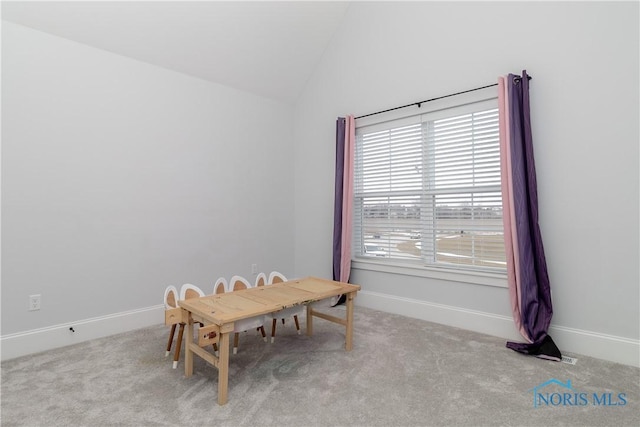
[251,264,258,275]
[29,294,41,311]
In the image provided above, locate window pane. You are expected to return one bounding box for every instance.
[355,195,423,262]
[354,101,505,273]
[359,124,422,193]
[435,192,505,268]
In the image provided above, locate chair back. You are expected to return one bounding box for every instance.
[268,271,287,284]
[179,283,205,300]
[164,285,179,309]
[213,277,228,294]
[255,272,267,287]
[230,275,251,291]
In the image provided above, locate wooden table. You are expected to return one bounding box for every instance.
[177,276,361,405]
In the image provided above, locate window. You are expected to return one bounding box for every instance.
[353,98,506,274]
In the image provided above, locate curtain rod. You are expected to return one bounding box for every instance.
[354,75,532,120]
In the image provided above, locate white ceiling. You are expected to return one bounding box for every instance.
[1,1,350,104]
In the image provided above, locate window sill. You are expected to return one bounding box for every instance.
[351,259,508,288]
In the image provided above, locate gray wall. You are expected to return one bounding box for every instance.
[1,21,295,335]
[293,2,639,342]
[2,2,638,364]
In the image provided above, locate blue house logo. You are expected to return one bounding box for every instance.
[530,378,627,408]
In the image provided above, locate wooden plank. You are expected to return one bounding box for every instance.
[164,308,183,325]
[180,299,216,315]
[286,278,340,294]
[311,310,347,326]
[189,342,219,368]
[345,292,355,351]
[290,279,360,304]
[240,286,309,307]
[198,324,219,347]
[191,313,208,325]
[306,305,313,336]
[185,321,194,378]
[179,276,361,325]
[266,286,314,300]
[180,294,269,324]
[286,277,360,301]
[218,332,230,405]
[212,293,267,312]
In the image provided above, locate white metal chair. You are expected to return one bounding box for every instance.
[252,272,269,336]
[229,275,267,354]
[163,285,180,358]
[266,271,303,342]
[170,283,206,369]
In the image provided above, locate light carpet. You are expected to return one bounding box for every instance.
[1,305,638,426]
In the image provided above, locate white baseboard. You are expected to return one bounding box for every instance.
[547,324,640,368]
[356,290,640,368]
[4,295,639,368]
[0,305,165,361]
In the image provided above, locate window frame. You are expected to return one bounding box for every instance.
[351,87,507,287]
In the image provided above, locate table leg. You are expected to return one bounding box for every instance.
[306,304,313,337]
[345,292,355,351]
[217,331,230,405]
[185,319,194,377]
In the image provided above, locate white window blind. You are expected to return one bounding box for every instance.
[353,99,506,272]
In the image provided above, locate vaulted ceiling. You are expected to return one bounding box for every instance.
[2,1,350,104]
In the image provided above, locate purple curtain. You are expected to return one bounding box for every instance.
[332,116,355,306]
[501,71,561,361]
[333,117,346,283]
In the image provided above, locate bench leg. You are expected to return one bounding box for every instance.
[217,331,230,405]
[165,324,176,356]
[173,323,185,369]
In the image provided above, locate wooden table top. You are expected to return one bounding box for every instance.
[178,276,360,325]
